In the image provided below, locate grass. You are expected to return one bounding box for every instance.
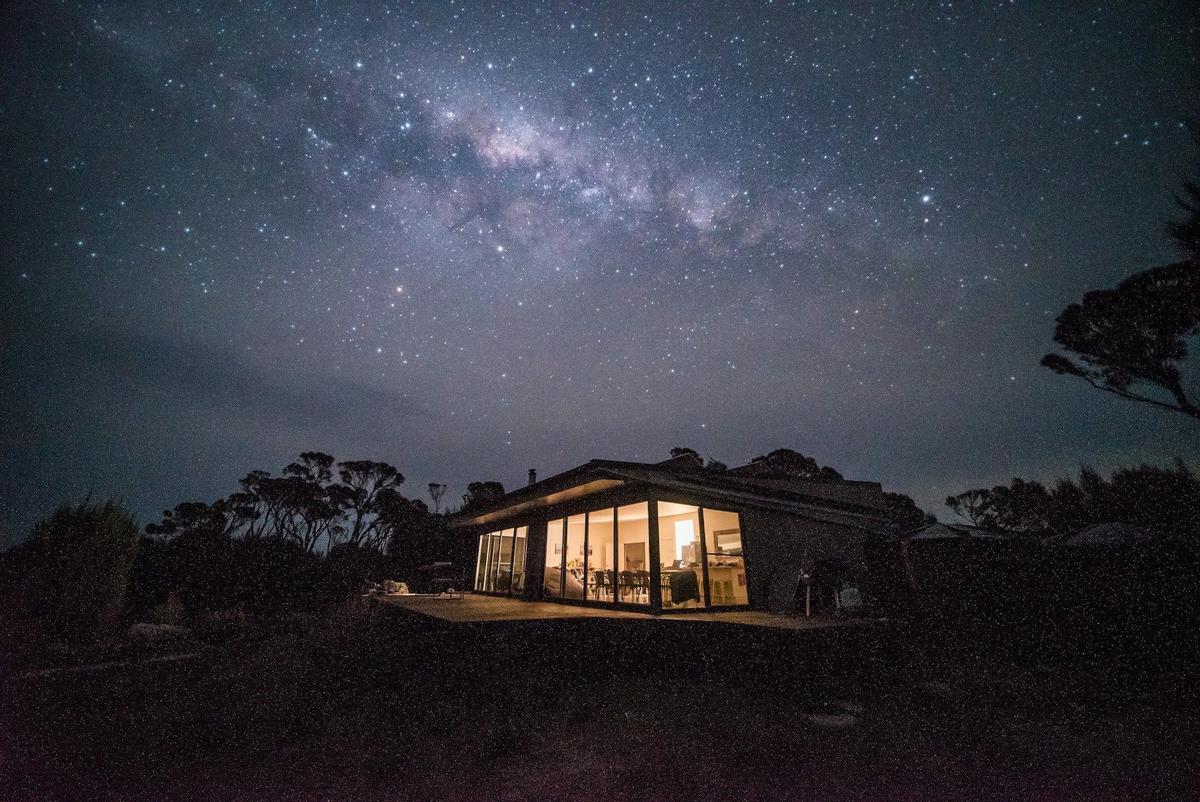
[1,600,1197,800]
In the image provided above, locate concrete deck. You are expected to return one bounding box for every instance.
[373,592,868,631]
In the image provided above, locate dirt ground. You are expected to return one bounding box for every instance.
[1,605,1196,801]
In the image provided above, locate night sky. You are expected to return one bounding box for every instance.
[2,2,1198,543]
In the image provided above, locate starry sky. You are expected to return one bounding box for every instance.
[2,2,1199,543]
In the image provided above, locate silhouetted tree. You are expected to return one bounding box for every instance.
[945,488,993,527]
[428,482,447,513]
[382,496,436,574]
[667,446,727,471]
[1041,263,1200,420]
[145,500,239,615]
[256,452,343,552]
[330,460,405,549]
[1042,133,1200,421]
[987,478,1054,533]
[750,448,844,481]
[945,480,1053,533]
[226,470,272,538]
[667,447,726,471]
[946,462,1200,535]
[883,492,936,532]
[461,481,505,512]
[145,499,238,540]
[123,451,472,621]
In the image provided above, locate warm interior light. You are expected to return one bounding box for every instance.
[674,519,695,560]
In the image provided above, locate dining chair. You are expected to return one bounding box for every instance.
[592,570,608,600]
[660,573,673,606]
[618,570,635,601]
[634,571,650,603]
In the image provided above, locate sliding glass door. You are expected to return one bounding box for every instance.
[525,498,748,609]
[473,526,529,594]
[542,518,565,598]
[656,502,706,609]
[616,502,650,605]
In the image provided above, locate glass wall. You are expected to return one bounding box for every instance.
[587,509,615,602]
[475,531,496,591]
[656,502,706,608]
[543,518,566,598]
[616,502,650,604]
[511,526,528,593]
[475,536,488,591]
[472,526,528,595]
[564,514,587,599]
[496,531,515,592]
[702,508,748,605]
[477,500,747,608]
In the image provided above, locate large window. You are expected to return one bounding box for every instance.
[702,508,748,605]
[564,514,587,599]
[586,509,615,601]
[475,531,502,592]
[657,502,706,608]
[543,518,566,598]
[511,527,527,593]
[617,502,650,605]
[473,526,528,594]
[485,500,747,608]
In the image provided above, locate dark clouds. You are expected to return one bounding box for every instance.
[2,2,1198,542]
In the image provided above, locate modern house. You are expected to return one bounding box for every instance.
[451,453,893,613]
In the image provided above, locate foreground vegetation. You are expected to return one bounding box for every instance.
[1,602,1196,800]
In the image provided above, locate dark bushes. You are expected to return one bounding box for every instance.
[21,499,140,644]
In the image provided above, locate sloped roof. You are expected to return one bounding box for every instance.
[902,522,1009,541]
[451,456,889,529]
[1056,522,1152,546]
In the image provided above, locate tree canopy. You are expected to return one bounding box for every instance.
[1041,262,1200,420]
[946,462,1200,535]
[1042,130,1200,421]
[749,448,844,482]
[460,481,506,512]
[148,452,421,554]
[668,446,726,471]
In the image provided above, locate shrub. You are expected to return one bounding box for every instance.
[23,499,139,643]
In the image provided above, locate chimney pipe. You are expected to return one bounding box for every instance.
[528,468,537,486]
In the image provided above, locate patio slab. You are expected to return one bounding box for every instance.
[373,593,870,631]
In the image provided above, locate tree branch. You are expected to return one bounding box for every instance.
[1072,373,1200,419]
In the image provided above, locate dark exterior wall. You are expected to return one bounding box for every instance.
[742,508,882,610]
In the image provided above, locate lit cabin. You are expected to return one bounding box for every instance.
[451,454,891,613]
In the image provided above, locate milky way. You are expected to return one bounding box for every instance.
[2,2,1198,540]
